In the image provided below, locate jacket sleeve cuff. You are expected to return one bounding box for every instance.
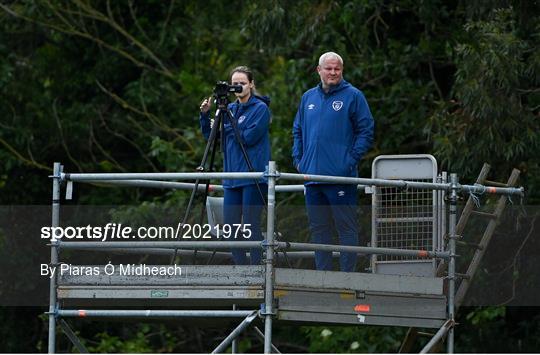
[200,111,210,120]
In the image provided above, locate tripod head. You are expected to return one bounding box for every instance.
[213,81,243,108]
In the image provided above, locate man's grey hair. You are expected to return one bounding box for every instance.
[318,52,343,66]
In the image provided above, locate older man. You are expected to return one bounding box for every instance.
[292,52,374,272]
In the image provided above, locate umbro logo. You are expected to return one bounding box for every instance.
[338,190,345,197]
[308,104,315,110]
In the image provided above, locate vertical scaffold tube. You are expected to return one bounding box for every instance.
[48,162,61,353]
[264,161,277,354]
[447,173,458,353]
[232,304,238,353]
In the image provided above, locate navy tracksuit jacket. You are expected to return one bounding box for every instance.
[292,80,374,271]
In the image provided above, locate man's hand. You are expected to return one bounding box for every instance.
[200,96,213,113]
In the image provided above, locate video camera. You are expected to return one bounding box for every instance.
[213,81,243,98]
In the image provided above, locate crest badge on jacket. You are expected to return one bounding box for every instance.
[332,101,343,111]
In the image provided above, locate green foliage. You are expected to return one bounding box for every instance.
[1,0,539,353]
[301,325,405,353]
[466,306,506,325]
[455,307,540,353]
[87,326,153,353]
[429,7,540,187]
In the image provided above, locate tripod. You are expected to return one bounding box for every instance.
[170,91,270,265]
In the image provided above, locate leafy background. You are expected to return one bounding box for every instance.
[1,0,539,352]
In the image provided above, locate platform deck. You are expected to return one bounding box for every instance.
[57,265,446,328]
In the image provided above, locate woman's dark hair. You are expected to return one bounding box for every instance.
[230,65,259,96]
[230,66,254,82]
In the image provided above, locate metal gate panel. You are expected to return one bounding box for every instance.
[371,155,439,277]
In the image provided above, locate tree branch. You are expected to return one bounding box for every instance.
[95,80,195,154]
[0,3,159,75]
[127,0,152,44]
[52,99,84,172]
[96,107,159,172]
[425,26,444,101]
[158,0,175,47]
[72,0,174,79]
[0,137,52,171]
[89,119,127,172]
[494,211,539,306]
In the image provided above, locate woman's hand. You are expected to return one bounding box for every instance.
[200,96,213,113]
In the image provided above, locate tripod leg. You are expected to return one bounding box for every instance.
[170,110,222,265]
[199,116,220,227]
[192,137,219,265]
[196,132,220,265]
[200,108,223,169]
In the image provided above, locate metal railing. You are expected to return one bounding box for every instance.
[47,161,523,354]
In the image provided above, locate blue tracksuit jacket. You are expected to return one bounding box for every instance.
[200,95,271,188]
[292,80,374,183]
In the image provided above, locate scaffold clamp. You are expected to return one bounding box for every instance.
[259,303,277,316]
[263,167,281,179]
[66,180,73,200]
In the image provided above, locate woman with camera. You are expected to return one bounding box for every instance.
[199,66,271,265]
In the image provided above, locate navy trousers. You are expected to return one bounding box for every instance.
[223,183,267,265]
[305,184,359,272]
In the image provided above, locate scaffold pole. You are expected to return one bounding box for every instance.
[263,161,277,354]
[48,162,61,354]
[447,173,459,353]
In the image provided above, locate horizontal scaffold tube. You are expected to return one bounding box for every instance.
[86,179,225,192]
[278,242,450,259]
[81,179,368,193]
[459,183,524,196]
[56,241,449,259]
[279,172,523,196]
[57,310,256,318]
[60,170,523,196]
[58,241,261,250]
[70,247,341,260]
[63,172,263,181]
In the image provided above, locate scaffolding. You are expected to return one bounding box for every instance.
[46,159,523,353]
